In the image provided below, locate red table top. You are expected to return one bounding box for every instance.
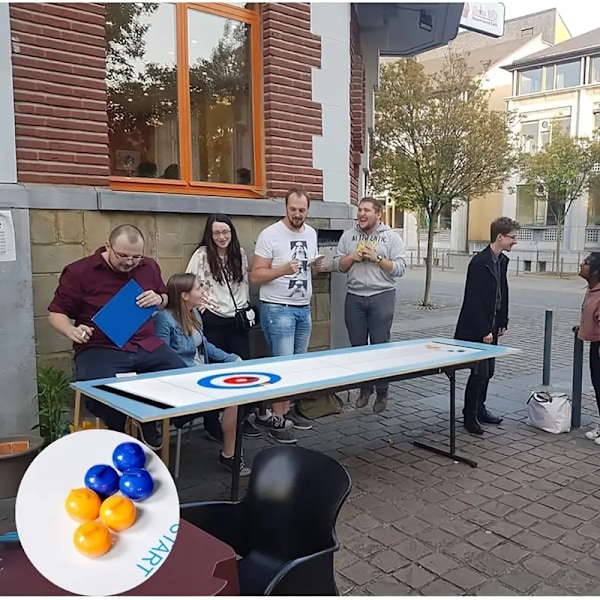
[0,519,239,596]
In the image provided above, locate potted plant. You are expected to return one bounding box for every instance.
[0,366,70,500]
[35,365,72,445]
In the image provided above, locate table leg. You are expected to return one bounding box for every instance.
[413,370,478,468]
[160,418,170,467]
[73,390,82,432]
[230,407,245,501]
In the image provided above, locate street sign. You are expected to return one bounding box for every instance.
[460,2,505,38]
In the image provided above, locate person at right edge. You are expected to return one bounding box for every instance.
[454,217,520,435]
[334,197,407,413]
[577,253,600,444]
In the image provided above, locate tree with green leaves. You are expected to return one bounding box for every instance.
[519,120,600,275]
[371,51,519,306]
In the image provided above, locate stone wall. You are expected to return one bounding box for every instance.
[29,209,331,373]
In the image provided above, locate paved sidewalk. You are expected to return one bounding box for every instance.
[3,300,600,596]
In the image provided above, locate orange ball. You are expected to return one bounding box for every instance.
[65,488,101,522]
[99,495,136,532]
[73,521,112,558]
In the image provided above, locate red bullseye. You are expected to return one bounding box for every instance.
[223,376,260,385]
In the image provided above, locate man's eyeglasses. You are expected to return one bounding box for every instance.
[110,246,143,261]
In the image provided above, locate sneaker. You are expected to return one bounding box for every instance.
[373,392,388,414]
[356,389,372,409]
[219,453,251,477]
[586,424,600,440]
[287,407,313,430]
[243,420,262,439]
[269,427,298,444]
[254,413,293,431]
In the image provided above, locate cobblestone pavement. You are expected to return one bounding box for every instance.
[3,275,600,596]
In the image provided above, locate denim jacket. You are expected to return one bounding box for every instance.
[153,308,239,367]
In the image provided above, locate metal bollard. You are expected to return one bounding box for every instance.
[572,326,583,429]
[542,309,553,386]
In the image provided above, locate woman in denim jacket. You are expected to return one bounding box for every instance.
[153,273,250,476]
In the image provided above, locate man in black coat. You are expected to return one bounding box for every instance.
[455,217,520,435]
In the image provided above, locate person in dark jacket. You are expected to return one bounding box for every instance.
[455,217,520,435]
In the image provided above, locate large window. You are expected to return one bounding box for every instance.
[519,117,571,153]
[590,56,600,84]
[106,3,262,197]
[516,184,565,226]
[517,60,581,95]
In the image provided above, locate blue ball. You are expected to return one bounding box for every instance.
[119,467,154,501]
[112,442,146,472]
[84,464,119,497]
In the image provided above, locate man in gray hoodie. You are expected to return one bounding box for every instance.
[334,197,407,413]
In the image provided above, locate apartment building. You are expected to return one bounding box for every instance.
[499,26,600,273]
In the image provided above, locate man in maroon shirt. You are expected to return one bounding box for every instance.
[48,224,186,447]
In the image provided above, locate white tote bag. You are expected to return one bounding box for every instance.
[527,391,572,434]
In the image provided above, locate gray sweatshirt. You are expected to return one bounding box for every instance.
[333,223,407,297]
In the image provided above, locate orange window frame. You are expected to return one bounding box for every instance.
[109,2,264,199]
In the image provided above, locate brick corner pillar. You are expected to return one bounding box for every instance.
[262,3,323,200]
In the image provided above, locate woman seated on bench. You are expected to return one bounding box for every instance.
[153,273,251,476]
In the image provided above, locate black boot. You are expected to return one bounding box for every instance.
[478,408,503,424]
[463,371,484,435]
[464,416,484,435]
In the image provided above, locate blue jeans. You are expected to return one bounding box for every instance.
[260,302,312,356]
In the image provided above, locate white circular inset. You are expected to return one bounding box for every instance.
[197,370,282,389]
[15,429,180,596]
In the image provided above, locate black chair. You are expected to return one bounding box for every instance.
[180,445,352,596]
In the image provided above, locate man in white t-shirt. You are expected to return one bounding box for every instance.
[250,188,322,443]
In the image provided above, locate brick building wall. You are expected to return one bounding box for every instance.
[262,3,323,200]
[349,8,365,206]
[9,3,109,186]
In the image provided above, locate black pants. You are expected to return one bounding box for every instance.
[463,330,498,420]
[201,310,254,430]
[202,310,250,359]
[590,342,600,416]
[75,345,187,432]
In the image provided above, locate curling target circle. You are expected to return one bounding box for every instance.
[197,371,282,389]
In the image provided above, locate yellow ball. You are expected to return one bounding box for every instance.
[73,521,112,558]
[99,495,137,531]
[65,488,101,522]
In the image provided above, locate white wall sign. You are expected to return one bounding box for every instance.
[0,210,16,262]
[460,2,506,38]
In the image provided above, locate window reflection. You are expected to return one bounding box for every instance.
[555,61,580,89]
[106,3,180,180]
[519,68,542,94]
[188,10,254,185]
[591,57,600,84]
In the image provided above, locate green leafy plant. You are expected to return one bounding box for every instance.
[35,366,71,445]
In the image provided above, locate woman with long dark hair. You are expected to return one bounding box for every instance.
[186,213,261,438]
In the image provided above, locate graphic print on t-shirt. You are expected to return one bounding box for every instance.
[289,240,309,299]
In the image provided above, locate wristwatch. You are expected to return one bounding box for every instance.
[376,254,383,264]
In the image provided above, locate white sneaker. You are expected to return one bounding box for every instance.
[585,424,600,440]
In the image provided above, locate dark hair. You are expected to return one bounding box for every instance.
[586,252,600,277]
[490,217,520,242]
[285,187,310,207]
[359,197,384,214]
[198,214,243,284]
[236,167,251,185]
[164,273,202,336]
[161,163,179,179]
[108,224,144,245]
[136,161,157,178]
